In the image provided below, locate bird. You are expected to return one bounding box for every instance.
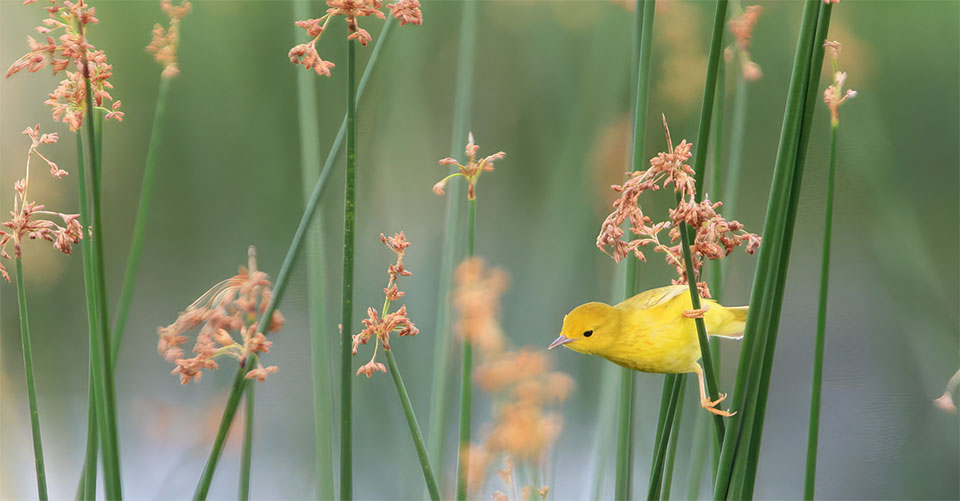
[547,285,748,416]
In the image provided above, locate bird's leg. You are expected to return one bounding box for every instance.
[693,363,735,417]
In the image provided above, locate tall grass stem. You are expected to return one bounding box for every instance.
[80,49,123,498]
[455,198,477,501]
[615,0,656,497]
[713,2,825,497]
[803,122,838,500]
[339,37,358,501]
[661,380,687,501]
[425,1,476,489]
[15,258,48,500]
[239,383,254,500]
[110,77,171,364]
[385,350,441,500]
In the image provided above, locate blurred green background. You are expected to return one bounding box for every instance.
[1,0,957,499]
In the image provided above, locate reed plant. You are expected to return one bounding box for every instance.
[804,39,855,500]
[615,0,656,498]
[714,1,834,498]
[425,1,476,493]
[431,133,506,500]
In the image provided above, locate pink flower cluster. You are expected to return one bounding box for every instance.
[353,232,420,378]
[597,117,760,297]
[290,0,422,77]
[157,248,286,384]
[0,125,82,282]
[6,0,124,131]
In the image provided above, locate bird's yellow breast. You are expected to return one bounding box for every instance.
[597,289,713,374]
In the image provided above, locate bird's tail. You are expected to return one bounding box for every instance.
[708,305,749,339]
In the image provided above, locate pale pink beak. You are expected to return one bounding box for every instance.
[548,334,575,350]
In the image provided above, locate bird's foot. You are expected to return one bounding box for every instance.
[701,393,736,417]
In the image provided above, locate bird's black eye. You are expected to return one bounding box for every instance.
[583,330,594,338]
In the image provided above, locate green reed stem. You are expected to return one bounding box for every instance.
[647,374,682,501]
[661,380,687,501]
[78,367,98,501]
[713,2,824,498]
[722,72,749,222]
[74,134,100,501]
[616,1,656,499]
[736,7,832,498]
[385,350,441,500]
[110,76,170,365]
[339,36,358,501]
[194,364,252,500]
[803,122,837,501]
[15,258,48,500]
[80,46,123,497]
[426,1,476,490]
[614,365,636,500]
[455,198,477,501]
[239,383,254,500]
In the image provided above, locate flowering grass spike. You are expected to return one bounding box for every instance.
[6,0,123,130]
[353,232,420,377]
[157,246,285,384]
[146,0,192,78]
[290,0,421,76]
[434,132,507,200]
[597,116,759,298]
[0,125,82,282]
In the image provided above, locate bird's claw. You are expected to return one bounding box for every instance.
[701,393,736,417]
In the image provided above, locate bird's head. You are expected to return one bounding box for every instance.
[548,302,620,355]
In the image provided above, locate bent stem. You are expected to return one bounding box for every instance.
[339,36,359,501]
[385,350,441,500]
[15,258,48,501]
[616,1,656,498]
[803,122,838,501]
[426,0,476,491]
[239,383,254,500]
[455,198,477,501]
[194,365,252,500]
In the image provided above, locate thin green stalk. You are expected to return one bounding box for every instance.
[455,198,477,501]
[616,1,656,498]
[426,0,476,490]
[661,380,686,501]
[79,46,123,496]
[239,383,254,501]
[736,6,833,498]
[647,374,682,501]
[713,2,825,498]
[722,71,749,223]
[385,350,441,500]
[803,122,837,501]
[709,58,726,298]
[339,36,358,501]
[15,258,48,500]
[194,365,252,500]
[614,366,636,500]
[110,77,171,365]
[74,134,100,501]
[78,368,98,501]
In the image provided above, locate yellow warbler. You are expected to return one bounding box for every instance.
[548,285,747,416]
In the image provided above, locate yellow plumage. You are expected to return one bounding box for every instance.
[548,285,748,416]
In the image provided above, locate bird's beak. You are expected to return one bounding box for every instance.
[548,334,575,350]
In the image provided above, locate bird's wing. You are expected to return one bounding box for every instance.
[615,285,688,311]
